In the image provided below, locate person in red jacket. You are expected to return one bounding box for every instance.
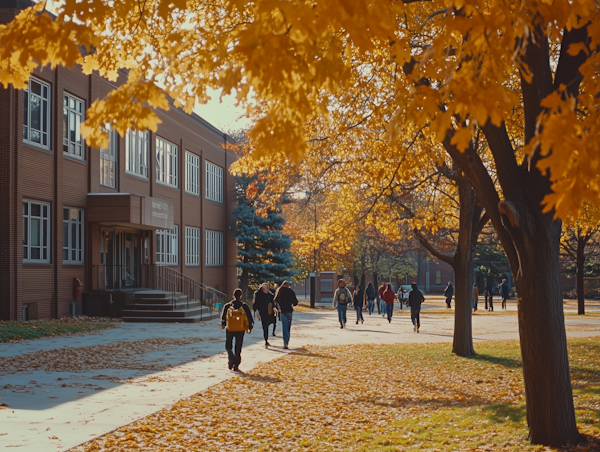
[377,283,386,316]
[382,284,396,323]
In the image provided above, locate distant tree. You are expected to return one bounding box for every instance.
[234,174,296,299]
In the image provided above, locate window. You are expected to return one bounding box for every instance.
[185,152,200,195]
[63,208,84,263]
[205,161,223,203]
[63,94,85,158]
[100,127,117,188]
[156,226,178,265]
[156,137,178,187]
[205,229,223,266]
[435,270,442,285]
[23,200,50,263]
[126,129,149,178]
[23,78,50,149]
[185,226,200,266]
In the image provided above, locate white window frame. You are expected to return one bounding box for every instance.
[205,229,223,266]
[126,129,149,178]
[185,226,200,266]
[185,151,200,195]
[205,161,223,203]
[100,127,117,188]
[156,226,179,265]
[63,94,85,159]
[156,137,178,187]
[63,207,84,264]
[23,77,51,149]
[23,199,51,263]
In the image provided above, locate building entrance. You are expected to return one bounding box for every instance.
[100,230,140,289]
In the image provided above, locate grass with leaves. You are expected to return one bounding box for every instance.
[0,320,117,343]
[73,338,600,452]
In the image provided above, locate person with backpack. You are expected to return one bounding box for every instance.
[501,278,509,310]
[377,282,386,316]
[333,279,352,328]
[353,284,365,324]
[407,283,425,333]
[382,284,396,323]
[221,288,253,371]
[365,282,376,315]
[253,282,277,348]
[273,280,298,349]
[444,281,454,309]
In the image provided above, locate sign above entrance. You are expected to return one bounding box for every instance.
[88,193,174,230]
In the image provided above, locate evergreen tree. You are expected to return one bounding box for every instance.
[234,174,296,299]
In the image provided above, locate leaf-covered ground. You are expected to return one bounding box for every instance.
[0,318,117,343]
[71,337,600,452]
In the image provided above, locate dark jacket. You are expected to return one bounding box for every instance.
[221,299,254,330]
[501,282,509,298]
[365,285,376,300]
[253,289,275,323]
[353,289,365,308]
[444,283,454,298]
[274,286,298,314]
[408,289,425,309]
[485,282,493,297]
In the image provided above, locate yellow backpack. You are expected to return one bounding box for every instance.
[227,305,249,332]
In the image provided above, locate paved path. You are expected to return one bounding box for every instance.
[1,307,599,451]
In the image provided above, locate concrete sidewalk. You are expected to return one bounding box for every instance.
[0,309,599,451]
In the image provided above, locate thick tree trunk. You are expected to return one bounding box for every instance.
[452,179,476,357]
[240,267,249,302]
[576,237,585,315]
[513,214,582,446]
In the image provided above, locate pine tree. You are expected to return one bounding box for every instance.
[234,174,296,299]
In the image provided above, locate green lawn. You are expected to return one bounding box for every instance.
[0,320,118,343]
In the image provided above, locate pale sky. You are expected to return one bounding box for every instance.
[192,88,253,134]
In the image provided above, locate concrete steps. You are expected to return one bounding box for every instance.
[121,290,220,323]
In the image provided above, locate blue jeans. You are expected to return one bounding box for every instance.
[281,312,293,346]
[411,307,420,327]
[356,306,364,322]
[367,299,374,314]
[386,303,393,320]
[337,304,348,324]
[376,298,381,314]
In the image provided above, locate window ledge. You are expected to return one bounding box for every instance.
[124,171,149,181]
[23,141,52,153]
[63,153,87,165]
[156,180,179,190]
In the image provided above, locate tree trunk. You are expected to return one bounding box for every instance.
[452,179,476,357]
[576,236,585,315]
[513,213,582,446]
[240,267,249,302]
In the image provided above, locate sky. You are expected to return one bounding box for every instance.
[192,88,253,134]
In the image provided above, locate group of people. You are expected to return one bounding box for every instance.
[471,278,510,311]
[332,279,425,332]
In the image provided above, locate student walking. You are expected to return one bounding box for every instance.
[221,288,253,371]
[270,284,278,337]
[382,284,396,323]
[407,283,425,332]
[353,284,365,324]
[484,281,494,311]
[274,280,298,349]
[444,281,454,309]
[253,282,277,347]
[472,283,479,311]
[377,283,386,316]
[365,282,376,315]
[333,279,352,328]
[501,278,509,310]
[396,287,405,310]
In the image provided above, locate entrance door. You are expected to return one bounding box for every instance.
[100,229,139,289]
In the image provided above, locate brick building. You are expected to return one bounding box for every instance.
[0,0,238,320]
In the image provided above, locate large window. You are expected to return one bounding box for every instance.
[156,226,178,265]
[185,151,200,195]
[23,200,50,263]
[205,229,223,266]
[205,161,223,203]
[63,94,85,158]
[126,129,149,178]
[156,137,178,187]
[63,208,84,264]
[185,226,200,266]
[23,78,50,149]
[100,127,117,188]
